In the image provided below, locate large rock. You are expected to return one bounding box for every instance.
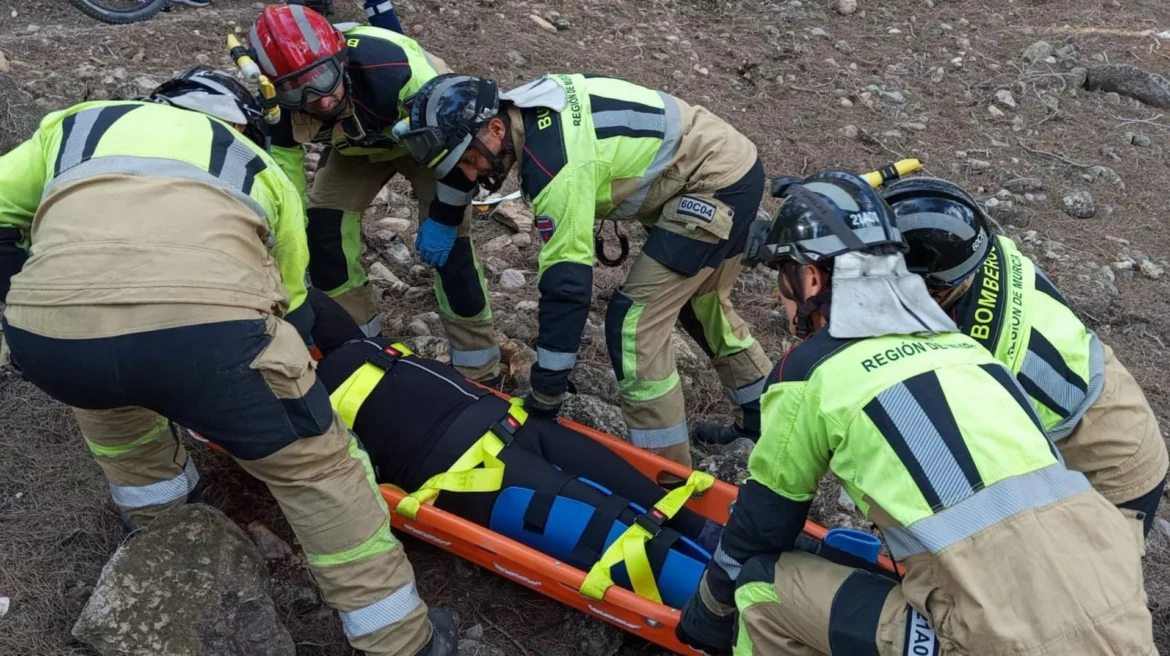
[402,336,451,363]
[561,394,629,440]
[695,438,754,485]
[568,364,620,405]
[671,331,705,370]
[1086,64,1170,109]
[1062,190,1097,219]
[73,504,294,656]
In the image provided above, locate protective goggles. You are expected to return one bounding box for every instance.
[272,55,346,109]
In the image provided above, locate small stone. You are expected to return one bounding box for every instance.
[465,624,486,640]
[967,159,992,170]
[511,232,532,248]
[1104,92,1122,105]
[245,522,294,561]
[373,230,398,245]
[528,14,559,34]
[835,40,853,54]
[1006,178,1043,193]
[134,76,160,93]
[1069,67,1088,89]
[0,597,8,618]
[939,23,953,31]
[0,51,8,74]
[888,28,903,34]
[837,488,857,513]
[1056,44,1077,61]
[1022,40,1053,64]
[988,105,1005,117]
[506,50,526,67]
[274,586,320,617]
[412,312,440,325]
[482,234,516,256]
[387,242,413,266]
[839,98,854,107]
[931,67,945,83]
[1086,165,1124,188]
[995,89,1017,108]
[1131,133,1152,147]
[408,320,431,336]
[554,17,571,30]
[515,300,539,312]
[13,492,23,500]
[1154,518,1170,543]
[1140,259,1165,280]
[1062,190,1097,219]
[1113,259,1137,271]
[368,263,409,294]
[985,197,1001,208]
[840,124,859,139]
[836,0,858,14]
[499,269,526,289]
[880,90,907,104]
[377,217,413,236]
[903,122,927,132]
[698,67,709,76]
[810,27,829,38]
[26,24,40,33]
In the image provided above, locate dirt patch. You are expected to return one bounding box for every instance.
[3,0,1170,653]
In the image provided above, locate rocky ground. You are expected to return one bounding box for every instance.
[3,0,1170,654]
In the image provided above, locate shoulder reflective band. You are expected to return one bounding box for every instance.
[580,470,715,604]
[395,398,529,520]
[327,343,413,429]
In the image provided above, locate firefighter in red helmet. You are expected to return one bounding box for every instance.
[248,5,501,385]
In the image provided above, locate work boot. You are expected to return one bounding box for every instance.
[692,422,759,446]
[415,608,459,656]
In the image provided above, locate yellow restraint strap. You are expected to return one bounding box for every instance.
[328,343,414,429]
[580,470,716,604]
[395,398,528,520]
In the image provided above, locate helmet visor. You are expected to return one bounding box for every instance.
[273,57,344,109]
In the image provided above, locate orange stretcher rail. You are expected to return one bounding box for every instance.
[381,390,900,654]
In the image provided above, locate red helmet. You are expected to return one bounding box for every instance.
[248,5,348,109]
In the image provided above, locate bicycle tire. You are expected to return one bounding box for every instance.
[68,0,169,25]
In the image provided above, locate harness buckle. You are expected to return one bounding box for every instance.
[488,413,521,446]
[364,344,404,371]
[634,508,667,538]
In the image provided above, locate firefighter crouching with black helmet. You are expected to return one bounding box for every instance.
[674,171,1155,655]
[0,68,456,656]
[247,5,502,383]
[884,176,1169,538]
[398,73,774,466]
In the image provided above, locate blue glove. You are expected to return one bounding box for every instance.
[415,219,457,268]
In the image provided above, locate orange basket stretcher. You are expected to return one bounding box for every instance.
[381,410,900,655]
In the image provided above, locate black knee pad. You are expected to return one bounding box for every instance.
[306,208,349,292]
[677,303,716,358]
[605,289,635,382]
[436,237,486,318]
[1118,478,1166,537]
[736,554,778,588]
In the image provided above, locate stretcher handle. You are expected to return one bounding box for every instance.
[862,158,922,188]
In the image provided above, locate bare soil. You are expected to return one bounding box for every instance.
[2,0,1170,654]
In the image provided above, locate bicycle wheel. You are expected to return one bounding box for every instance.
[68,0,169,24]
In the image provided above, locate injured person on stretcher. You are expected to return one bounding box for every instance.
[308,291,722,609]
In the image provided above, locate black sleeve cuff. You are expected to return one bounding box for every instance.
[0,228,29,304]
[285,299,316,346]
[427,200,466,227]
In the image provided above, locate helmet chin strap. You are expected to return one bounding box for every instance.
[471,114,513,192]
[779,263,829,339]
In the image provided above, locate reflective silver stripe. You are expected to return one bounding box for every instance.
[537,347,577,371]
[1020,351,1084,419]
[288,4,323,55]
[726,377,767,406]
[609,92,681,219]
[794,225,903,261]
[109,457,199,510]
[1048,333,1106,442]
[876,383,974,508]
[359,315,382,338]
[629,422,688,448]
[713,545,742,581]
[881,464,1090,559]
[249,25,277,77]
[435,133,472,179]
[58,108,104,172]
[365,0,394,16]
[592,109,666,135]
[450,344,501,368]
[339,582,423,638]
[44,156,269,227]
[435,180,477,206]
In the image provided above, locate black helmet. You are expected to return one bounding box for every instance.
[882,176,990,289]
[150,66,268,147]
[746,170,905,268]
[397,74,501,184]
